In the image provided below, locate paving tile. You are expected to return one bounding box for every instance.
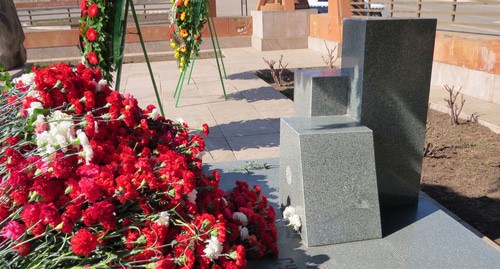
[207,100,262,123]
[201,136,237,163]
[217,119,278,137]
[225,133,280,160]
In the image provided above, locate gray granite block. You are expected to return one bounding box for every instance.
[203,158,500,269]
[341,18,437,208]
[279,116,382,246]
[293,69,349,117]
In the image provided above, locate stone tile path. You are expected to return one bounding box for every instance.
[120,48,325,163]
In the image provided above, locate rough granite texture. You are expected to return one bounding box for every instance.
[279,116,382,246]
[341,18,437,208]
[0,0,27,70]
[293,69,349,117]
[203,158,500,269]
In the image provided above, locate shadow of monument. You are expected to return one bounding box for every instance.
[205,118,280,150]
[224,87,290,103]
[421,184,500,242]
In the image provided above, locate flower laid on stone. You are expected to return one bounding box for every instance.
[0,63,278,268]
[283,206,302,232]
[169,0,208,72]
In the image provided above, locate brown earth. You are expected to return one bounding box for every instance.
[256,69,500,245]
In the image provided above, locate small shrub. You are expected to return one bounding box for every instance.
[321,41,338,68]
[444,85,465,126]
[263,55,288,87]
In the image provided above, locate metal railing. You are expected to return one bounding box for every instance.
[350,0,500,35]
[16,2,172,27]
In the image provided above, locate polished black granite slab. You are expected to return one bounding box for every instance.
[203,158,500,269]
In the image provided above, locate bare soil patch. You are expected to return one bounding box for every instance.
[256,69,500,245]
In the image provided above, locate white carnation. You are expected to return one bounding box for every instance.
[35,114,45,125]
[288,214,302,231]
[96,79,108,91]
[148,109,159,120]
[232,212,248,227]
[156,211,170,227]
[76,129,90,147]
[76,129,93,163]
[55,134,68,153]
[187,189,198,204]
[203,236,223,260]
[27,102,43,116]
[82,145,94,164]
[13,73,36,90]
[283,206,296,221]
[239,226,249,240]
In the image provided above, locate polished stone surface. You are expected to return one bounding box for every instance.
[203,158,500,268]
[293,69,349,117]
[279,116,382,246]
[341,18,437,208]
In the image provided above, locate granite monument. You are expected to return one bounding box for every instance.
[279,18,437,247]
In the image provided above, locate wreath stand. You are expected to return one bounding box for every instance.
[172,0,227,108]
[112,0,165,116]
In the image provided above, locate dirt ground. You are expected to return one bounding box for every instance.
[256,69,500,245]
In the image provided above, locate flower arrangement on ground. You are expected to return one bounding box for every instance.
[79,0,116,81]
[169,0,207,72]
[0,63,278,268]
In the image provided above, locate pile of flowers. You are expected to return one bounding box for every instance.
[0,63,278,268]
[169,0,208,72]
[79,0,116,81]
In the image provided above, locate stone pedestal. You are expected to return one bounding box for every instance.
[279,116,382,246]
[251,9,317,51]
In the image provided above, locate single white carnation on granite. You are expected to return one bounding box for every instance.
[283,206,301,231]
[288,214,302,231]
[283,206,296,221]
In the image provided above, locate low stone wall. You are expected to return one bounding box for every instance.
[23,17,252,61]
[432,32,500,104]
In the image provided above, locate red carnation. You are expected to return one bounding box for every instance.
[87,52,99,65]
[88,4,99,18]
[79,177,103,203]
[71,228,98,256]
[234,245,246,267]
[14,242,31,256]
[80,0,87,12]
[155,254,175,269]
[1,221,25,240]
[202,123,209,136]
[86,28,98,42]
[40,203,61,227]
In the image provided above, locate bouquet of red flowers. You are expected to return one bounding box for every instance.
[0,63,277,268]
[79,0,116,81]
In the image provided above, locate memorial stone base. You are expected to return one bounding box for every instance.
[279,116,382,246]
